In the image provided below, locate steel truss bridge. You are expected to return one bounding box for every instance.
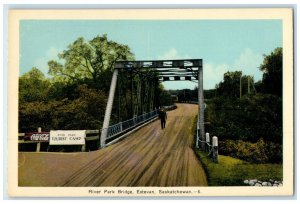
[101,59,205,149]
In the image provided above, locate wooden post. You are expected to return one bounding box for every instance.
[212,136,218,163]
[248,76,251,94]
[240,75,242,98]
[81,144,86,152]
[36,127,41,152]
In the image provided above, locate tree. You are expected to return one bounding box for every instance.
[157,84,173,106]
[170,88,198,102]
[48,34,135,90]
[52,84,107,130]
[206,94,282,144]
[215,71,254,98]
[19,84,107,132]
[259,47,282,97]
[19,67,51,103]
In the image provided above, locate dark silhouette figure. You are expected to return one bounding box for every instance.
[158,109,167,129]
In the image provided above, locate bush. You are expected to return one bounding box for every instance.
[19,84,106,132]
[219,139,282,163]
[206,94,282,144]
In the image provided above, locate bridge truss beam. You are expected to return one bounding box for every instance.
[100,59,205,149]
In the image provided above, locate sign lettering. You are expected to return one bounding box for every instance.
[24,132,50,141]
[50,130,86,145]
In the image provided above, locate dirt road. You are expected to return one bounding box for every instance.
[18,103,207,186]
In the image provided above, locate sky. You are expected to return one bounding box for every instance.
[20,20,282,90]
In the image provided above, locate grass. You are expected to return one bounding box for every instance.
[197,150,283,186]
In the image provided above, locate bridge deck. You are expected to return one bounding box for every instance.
[18,103,207,187]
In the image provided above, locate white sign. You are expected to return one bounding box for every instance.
[50,130,86,145]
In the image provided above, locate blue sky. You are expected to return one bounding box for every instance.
[20,20,282,90]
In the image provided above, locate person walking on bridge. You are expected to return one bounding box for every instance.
[158,108,167,129]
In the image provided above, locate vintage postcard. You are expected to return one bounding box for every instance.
[7,8,294,197]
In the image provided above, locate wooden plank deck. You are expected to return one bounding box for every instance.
[18,103,207,187]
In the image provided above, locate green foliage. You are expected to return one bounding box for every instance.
[19,83,106,132]
[48,34,134,90]
[215,71,255,98]
[260,47,282,97]
[51,84,107,130]
[206,93,282,144]
[213,47,282,98]
[219,139,282,163]
[197,150,283,186]
[204,89,216,99]
[204,47,283,164]
[19,100,56,132]
[19,35,138,132]
[19,68,51,103]
[157,84,174,106]
[216,71,242,98]
[159,90,174,106]
[168,88,198,102]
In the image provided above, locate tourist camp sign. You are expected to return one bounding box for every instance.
[49,130,86,145]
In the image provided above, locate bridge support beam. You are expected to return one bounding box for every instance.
[100,69,118,148]
[198,60,205,150]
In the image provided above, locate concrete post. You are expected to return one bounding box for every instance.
[206,132,210,143]
[198,60,205,150]
[212,136,218,163]
[36,127,41,152]
[205,132,210,152]
[100,69,118,148]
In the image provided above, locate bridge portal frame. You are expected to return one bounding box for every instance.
[100,59,205,149]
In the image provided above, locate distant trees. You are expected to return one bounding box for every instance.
[158,84,174,107]
[214,48,282,99]
[215,71,255,99]
[259,47,282,97]
[169,88,198,102]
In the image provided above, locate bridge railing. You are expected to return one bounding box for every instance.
[178,101,198,104]
[196,116,218,163]
[106,110,158,140]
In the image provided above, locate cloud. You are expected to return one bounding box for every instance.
[202,49,263,89]
[157,48,191,60]
[203,63,229,89]
[153,48,264,90]
[233,48,263,81]
[33,47,62,76]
